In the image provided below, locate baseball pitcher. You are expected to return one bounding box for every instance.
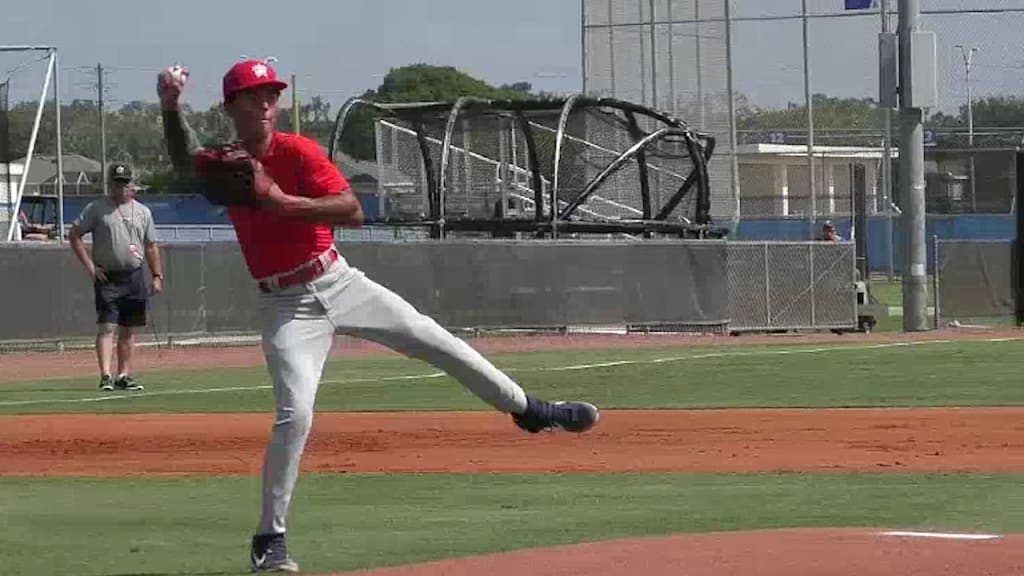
[157,59,599,573]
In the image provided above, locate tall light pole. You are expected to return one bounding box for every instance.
[955,44,978,212]
[899,0,930,332]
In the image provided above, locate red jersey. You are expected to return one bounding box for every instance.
[228,132,350,279]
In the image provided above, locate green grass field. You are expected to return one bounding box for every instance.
[5,473,1024,576]
[2,339,1023,414]
[2,337,1023,575]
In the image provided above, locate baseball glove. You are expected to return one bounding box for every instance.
[193,144,274,207]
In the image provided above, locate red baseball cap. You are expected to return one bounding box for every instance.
[223,59,288,102]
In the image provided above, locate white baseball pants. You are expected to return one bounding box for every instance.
[256,255,528,534]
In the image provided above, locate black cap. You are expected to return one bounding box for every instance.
[109,162,133,182]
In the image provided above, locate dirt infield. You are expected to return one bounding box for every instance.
[1,326,1019,384]
[3,407,1023,476]
[335,529,1024,576]
[3,329,1022,575]
[3,408,1022,574]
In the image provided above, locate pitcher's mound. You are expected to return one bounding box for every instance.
[335,528,1024,576]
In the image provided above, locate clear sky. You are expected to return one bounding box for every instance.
[1,0,583,111]
[1,0,1022,117]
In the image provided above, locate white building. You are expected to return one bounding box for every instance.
[737,144,895,218]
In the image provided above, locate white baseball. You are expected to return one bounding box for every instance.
[169,65,188,84]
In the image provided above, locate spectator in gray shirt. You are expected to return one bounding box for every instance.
[69,163,163,392]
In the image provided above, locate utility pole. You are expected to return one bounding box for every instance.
[955,44,978,212]
[292,74,300,135]
[898,0,933,331]
[97,63,108,195]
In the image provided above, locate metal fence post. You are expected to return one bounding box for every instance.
[933,235,940,329]
[199,243,207,335]
[764,242,772,327]
[809,242,816,327]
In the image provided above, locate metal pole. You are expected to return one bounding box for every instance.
[649,0,658,109]
[933,234,940,329]
[98,63,107,196]
[667,0,677,116]
[881,0,896,280]
[803,0,816,240]
[291,74,300,135]
[638,0,648,105]
[608,0,616,96]
[809,242,816,327]
[764,242,772,327]
[55,49,64,244]
[694,0,704,128]
[581,0,588,94]
[0,45,55,52]
[725,0,741,229]
[899,0,929,331]
[955,45,978,213]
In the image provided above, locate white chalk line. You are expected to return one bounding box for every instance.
[0,373,447,407]
[879,530,1002,541]
[0,337,1019,408]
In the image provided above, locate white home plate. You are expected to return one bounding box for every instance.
[879,531,1002,541]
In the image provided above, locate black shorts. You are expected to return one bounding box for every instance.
[94,267,148,327]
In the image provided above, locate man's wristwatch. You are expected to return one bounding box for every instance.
[152,273,164,280]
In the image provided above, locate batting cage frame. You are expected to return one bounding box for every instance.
[329,96,725,240]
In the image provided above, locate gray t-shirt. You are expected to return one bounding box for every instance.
[73,197,157,271]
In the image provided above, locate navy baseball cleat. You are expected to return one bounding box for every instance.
[513,395,600,433]
[114,375,144,391]
[250,533,299,573]
[98,374,114,391]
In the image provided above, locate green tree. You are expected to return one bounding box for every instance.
[337,65,547,161]
[737,94,882,132]
[965,97,1014,127]
[500,81,533,93]
[3,64,557,186]
[377,64,512,102]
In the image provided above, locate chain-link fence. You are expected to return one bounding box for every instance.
[583,0,1024,231]
[727,240,856,331]
[584,0,737,226]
